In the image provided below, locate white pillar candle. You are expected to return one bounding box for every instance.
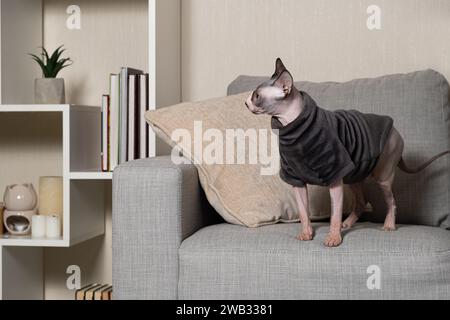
[46,215,61,238]
[39,176,63,216]
[31,215,46,238]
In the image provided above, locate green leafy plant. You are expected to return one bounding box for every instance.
[29,45,73,78]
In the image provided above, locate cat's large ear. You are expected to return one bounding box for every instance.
[275,58,286,74]
[274,70,293,96]
[271,57,287,79]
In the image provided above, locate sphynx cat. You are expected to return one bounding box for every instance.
[245,58,450,247]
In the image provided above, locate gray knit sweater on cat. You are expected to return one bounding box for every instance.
[271,91,393,187]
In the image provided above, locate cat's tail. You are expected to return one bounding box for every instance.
[397,151,450,174]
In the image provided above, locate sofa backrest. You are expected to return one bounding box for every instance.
[228,70,450,228]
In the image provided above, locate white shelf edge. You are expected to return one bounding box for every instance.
[0,104,100,113]
[0,104,69,112]
[0,236,68,247]
[69,172,113,180]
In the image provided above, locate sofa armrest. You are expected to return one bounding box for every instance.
[112,156,209,299]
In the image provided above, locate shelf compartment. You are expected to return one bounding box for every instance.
[69,180,105,246]
[0,104,105,248]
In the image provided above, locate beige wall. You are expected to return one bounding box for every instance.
[44,0,148,106]
[1,0,42,104]
[182,0,450,101]
[43,0,148,299]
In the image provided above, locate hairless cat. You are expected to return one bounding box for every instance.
[245,58,450,247]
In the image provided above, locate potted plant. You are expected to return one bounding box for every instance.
[29,45,72,104]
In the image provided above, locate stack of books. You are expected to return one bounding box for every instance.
[75,283,113,300]
[101,67,150,171]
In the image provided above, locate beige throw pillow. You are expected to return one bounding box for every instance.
[145,92,354,227]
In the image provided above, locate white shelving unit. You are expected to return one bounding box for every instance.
[0,0,180,300]
[0,104,112,299]
[0,104,107,248]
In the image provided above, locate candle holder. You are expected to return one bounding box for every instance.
[3,184,37,236]
[3,209,36,235]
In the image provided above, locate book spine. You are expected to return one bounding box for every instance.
[75,283,98,300]
[120,67,144,164]
[101,95,109,171]
[134,74,140,159]
[102,289,113,300]
[146,73,150,157]
[119,67,128,164]
[89,284,109,300]
[96,285,112,300]
[127,75,136,161]
[101,100,104,170]
[109,74,120,170]
[139,74,147,159]
[107,95,111,171]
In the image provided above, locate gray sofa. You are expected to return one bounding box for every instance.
[113,70,450,299]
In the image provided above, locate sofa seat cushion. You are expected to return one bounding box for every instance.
[178,222,450,300]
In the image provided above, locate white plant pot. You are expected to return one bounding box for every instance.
[34,78,65,104]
